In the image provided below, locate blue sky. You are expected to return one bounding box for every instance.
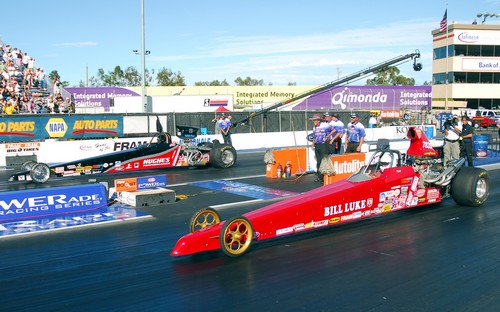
[1,0,499,87]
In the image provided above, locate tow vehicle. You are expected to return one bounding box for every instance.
[171,126,489,257]
[8,122,237,184]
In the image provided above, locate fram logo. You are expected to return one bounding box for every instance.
[458,32,479,43]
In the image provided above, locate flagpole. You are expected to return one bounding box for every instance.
[445,6,448,111]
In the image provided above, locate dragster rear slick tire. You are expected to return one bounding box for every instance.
[211,144,237,168]
[451,167,489,206]
[21,160,37,172]
[30,163,51,184]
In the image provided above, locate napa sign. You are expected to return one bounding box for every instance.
[0,116,123,142]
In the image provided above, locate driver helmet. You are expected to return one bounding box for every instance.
[379,153,392,170]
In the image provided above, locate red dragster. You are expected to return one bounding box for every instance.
[171,127,489,257]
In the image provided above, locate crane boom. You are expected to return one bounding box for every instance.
[234,50,422,127]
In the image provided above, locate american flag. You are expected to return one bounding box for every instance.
[440,9,447,32]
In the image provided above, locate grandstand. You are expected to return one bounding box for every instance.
[0,38,72,114]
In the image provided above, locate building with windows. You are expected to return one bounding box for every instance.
[432,23,500,110]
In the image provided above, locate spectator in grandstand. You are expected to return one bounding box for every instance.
[1,66,9,83]
[46,95,55,113]
[0,86,8,100]
[20,97,36,114]
[22,52,30,71]
[0,59,6,73]
[53,78,61,95]
[23,68,33,91]
[15,48,23,68]
[27,57,35,70]
[36,99,47,114]
[3,100,15,114]
[37,68,47,90]
[6,60,15,77]
[10,80,21,97]
[60,98,73,113]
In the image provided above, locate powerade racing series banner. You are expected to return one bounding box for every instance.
[0,115,124,142]
[0,184,108,222]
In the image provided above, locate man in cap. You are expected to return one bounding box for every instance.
[323,112,335,154]
[345,112,366,153]
[216,113,232,145]
[459,115,474,167]
[324,112,345,154]
[310,113,334,182]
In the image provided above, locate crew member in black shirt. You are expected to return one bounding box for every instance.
[459,115,474,167]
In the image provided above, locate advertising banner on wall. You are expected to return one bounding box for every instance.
[291,86,432,111]
[0,115,123,142]
[65,87,139,112]
[0,184,108,222]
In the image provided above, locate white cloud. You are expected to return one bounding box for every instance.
[53,41,98,47]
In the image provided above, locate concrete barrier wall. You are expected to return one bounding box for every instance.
[0,125,438,167]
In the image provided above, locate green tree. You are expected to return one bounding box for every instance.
[123,66,141,86]
[97,66,124,86]
[234,76,264,86]
[156,67,186,86]
[366,65,416,86]
[194,79,230,86]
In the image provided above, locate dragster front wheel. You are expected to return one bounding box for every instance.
[220,216,254,257]
[189,208,221,233]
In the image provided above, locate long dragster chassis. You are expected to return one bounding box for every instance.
[171,127,489,258]
[8,126,237,183]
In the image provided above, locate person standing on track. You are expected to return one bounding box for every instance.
[329,112,345,154]
[344,113,366,153]
[213,113,232,145]
[459,115,474,167]
[443,115,461,167]
[310,114,334,182]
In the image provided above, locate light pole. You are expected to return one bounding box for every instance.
[141,0,147,112]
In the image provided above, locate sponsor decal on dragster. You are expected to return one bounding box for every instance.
[323,198,374,217]
[276,219,329,236]
[0,184,108,222]
[106,145,182,173]
[276,197,388,236]
[191,180,298,200]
